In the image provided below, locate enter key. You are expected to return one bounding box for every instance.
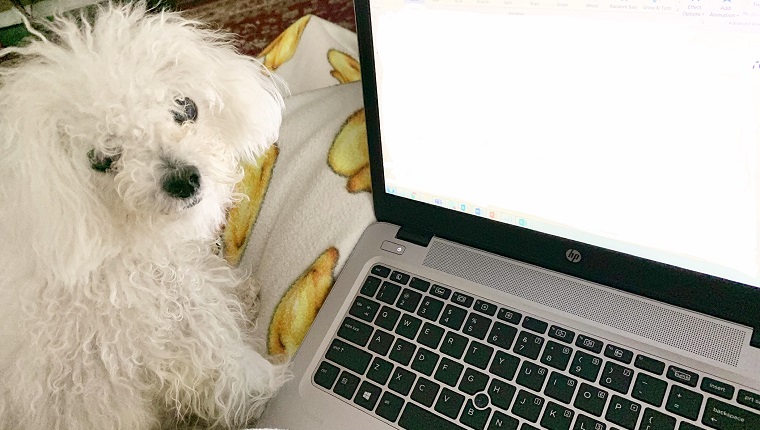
[702,398,760,430]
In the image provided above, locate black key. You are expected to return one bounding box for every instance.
[417,296,445,321]
[436,387,466,419]
[573,414,605,430]
[441,304,468,330]
[395,313,422,339]
[488,410,519,430]
[368,329,395,355]
[334,370,360,399]
[679,422,702,430]
[354,380,382,410]
[513,331,545,360]
[522,424,541,430]
[431,284,452,299]
[360,276,382,296]
[313,361,340,389]
[570,351,603,382]
[389,367,416,395]
[634,355,665,375]
[349,296,381,322]
[441,331,469,359]
[701,377,735,400]
[511,389,545,423]
[409,277,430,292]
[604,344,633,364]
[639,408,676,430]
[464,341,495,370]
[605,395,641,430]
[738,389,760,411]
[397,288,423,313]
[540,401,574,430]
[544,372,578,404]
[516,361,548,392]
[665,384,703,421]
[390,270,411,285]
[460,399,491,430]
[435,357,465,387]
[399,402,467,430]
[337,317,374,346]
[600,362,634,394]
[666,365,699,388]
[452,292,474,307]
[574,383,609,417]
[631,373,667,407]
[411,376,440,407]
[326,339,372,374]
[371,265,391,277]
[418,322,445,349]
[367,356,394,385]
[473,299,498,316]
[375,305,401,331]
[497,308,522,325]
[521,316,548,334]
[463,313,492,340]
[411,347,440,376]
[702,397,760,430]
[488,378,517,410]
[487,321,518,350]
[540,340,573,371]
[376,391,405,422]
[377,281,402,304]
[459,367,489,395]
[575,334,604,354]
[549,325,575,344]
[389,338,417,365]
[490,350,521,381]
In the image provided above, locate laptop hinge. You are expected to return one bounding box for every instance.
[395,226,433,247]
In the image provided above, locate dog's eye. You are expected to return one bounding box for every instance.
[172,97,198,124]
[88,149,120,173]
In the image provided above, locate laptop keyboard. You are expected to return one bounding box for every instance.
[312,265,760,430]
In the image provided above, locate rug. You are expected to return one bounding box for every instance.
[180,0,356,57]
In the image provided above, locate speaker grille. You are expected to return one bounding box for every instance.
[423,240,745,367]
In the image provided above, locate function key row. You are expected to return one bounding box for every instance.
[370,267,531,327]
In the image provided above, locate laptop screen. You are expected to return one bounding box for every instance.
[368,0,760,288]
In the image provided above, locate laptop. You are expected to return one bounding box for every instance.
[258,1,760,429]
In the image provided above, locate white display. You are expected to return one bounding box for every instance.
[371,0,760,287]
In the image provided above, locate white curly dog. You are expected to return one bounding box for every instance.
[0,3,289,429]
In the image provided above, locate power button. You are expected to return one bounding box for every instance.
[381,241,405,255]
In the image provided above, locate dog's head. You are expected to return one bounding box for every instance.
[0,3,283,278]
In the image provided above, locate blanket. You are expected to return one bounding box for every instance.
[221,15,375,362]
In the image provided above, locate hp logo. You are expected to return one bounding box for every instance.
[565,249,582,263]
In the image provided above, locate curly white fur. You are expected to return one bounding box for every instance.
[0,3,289,429]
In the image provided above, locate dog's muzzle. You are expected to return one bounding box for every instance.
[162,164,201,200]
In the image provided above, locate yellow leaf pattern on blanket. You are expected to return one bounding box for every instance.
[328,49,361,83]
[268,247,339,357]
[259,15,311,71]
[222,145,279,266]
[329,109,371,193]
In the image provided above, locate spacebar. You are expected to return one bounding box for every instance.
[398,402,466,430]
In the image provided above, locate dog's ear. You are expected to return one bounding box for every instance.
[0,101,111,285]
[211,56,285,164]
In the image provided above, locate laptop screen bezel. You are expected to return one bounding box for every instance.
[354,0,760,348]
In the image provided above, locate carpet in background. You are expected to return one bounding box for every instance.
[180,0,356,57]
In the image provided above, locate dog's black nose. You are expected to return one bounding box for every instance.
[162,165,201,199]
